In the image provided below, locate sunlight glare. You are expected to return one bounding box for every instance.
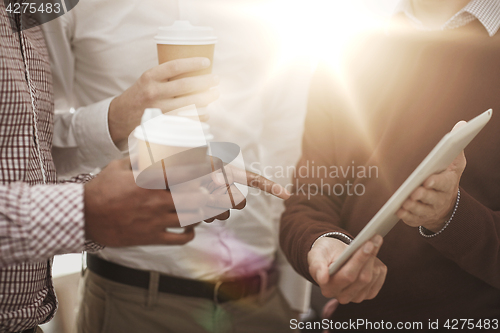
[250,0,391,71]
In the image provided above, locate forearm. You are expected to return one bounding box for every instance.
[279,65,355,283]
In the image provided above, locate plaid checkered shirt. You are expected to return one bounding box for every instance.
[0,3,100,332]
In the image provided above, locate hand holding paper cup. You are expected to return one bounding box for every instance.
[107,21,218,145]
[155,20,218,121]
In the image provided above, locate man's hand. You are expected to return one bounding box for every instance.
[308,235,386,304]
[108,57,220,145]
[210,163,291,200]
[202,163,292,222]
[84,158,208,247]
[397,121,467,232]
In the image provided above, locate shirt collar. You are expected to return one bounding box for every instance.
[395,0,500,36]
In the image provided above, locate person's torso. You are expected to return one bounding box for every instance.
[314,25,500,323]
[58,0,282,279]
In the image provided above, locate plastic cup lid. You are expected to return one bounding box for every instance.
[155,20,217,45]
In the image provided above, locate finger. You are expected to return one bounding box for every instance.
[211,166,231,186]
[160,74,219,98]
[342,237,384,304]
[223,165,291,200]
[140,189,176,213]
[146,189,201,213]
[312,259,331,287]
[207,184,247,209]
[229,184,247,209]
[365,262,387,300]
[347,263,385,303]
[360,268,380,301]
[176,211,206,226]
[169,188,209,211]
[333,236,383,291]
[339,256,375,304]
[206,187,234,209]
[423,172,456,192]
[151,57,211,81]
[158,228,196,245]
[452,150,467,171]
[308,249,332,286]
[409,186,439,206]
[246,171,290,199]
[397,206,433,227]
[211,210,230,221]
[200,197,232,221]
[200,204,231,222]
[160,209,206,228]
[396,207,417,225]
[402,198,434,217]
[351,281,375,303]
[308,238,351,297]
[447,121,467,171]
[158,88,220,111]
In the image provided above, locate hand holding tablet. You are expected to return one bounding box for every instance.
[327,109,493,276]
[309,235,386,305]
[397,121,467,233]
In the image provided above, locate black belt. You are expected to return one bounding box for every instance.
[87,254,278,303]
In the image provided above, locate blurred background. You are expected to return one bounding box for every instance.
[42,1,399,332]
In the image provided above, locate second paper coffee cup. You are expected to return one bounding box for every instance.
[134,113,213,174]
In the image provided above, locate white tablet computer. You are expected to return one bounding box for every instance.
[329,109,493,275]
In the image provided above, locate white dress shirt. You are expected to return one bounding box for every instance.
[396,0,500,35]
[43,0,311,311]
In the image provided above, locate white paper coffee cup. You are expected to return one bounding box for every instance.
[133,112,213,173]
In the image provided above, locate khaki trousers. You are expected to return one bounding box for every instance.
[76,270,297,333]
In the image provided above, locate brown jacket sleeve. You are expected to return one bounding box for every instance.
[279,65,358,283]
[425,188,500,289]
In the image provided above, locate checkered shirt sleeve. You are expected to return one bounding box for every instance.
[0,182,86,267]
[0,3,100,331]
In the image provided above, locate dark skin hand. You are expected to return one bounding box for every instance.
[84,158,208,247]
[84,158,290,243]
[203,164,291,222]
